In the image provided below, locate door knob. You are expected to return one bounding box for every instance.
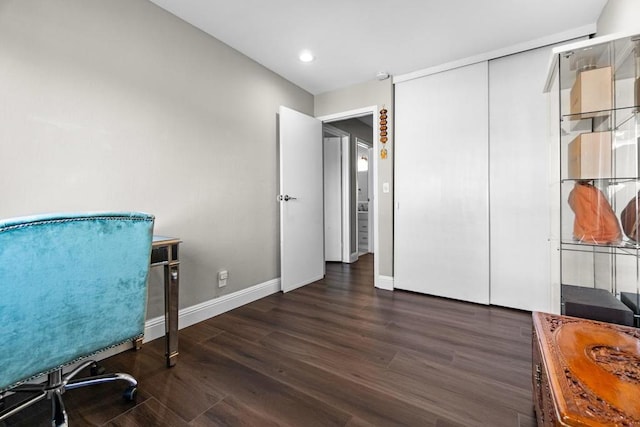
[279,195,297,201]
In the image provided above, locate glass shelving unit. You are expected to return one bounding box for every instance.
[548,32,640,326]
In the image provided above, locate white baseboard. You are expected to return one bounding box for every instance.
[350,251,359,263]
[143,277,281,342]
[375,275,394,291]
[89,278,281,364]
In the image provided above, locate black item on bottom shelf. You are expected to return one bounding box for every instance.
[561,284,634,327]
[620,292,640,327]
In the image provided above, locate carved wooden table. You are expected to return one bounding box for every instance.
[532,312,640,426]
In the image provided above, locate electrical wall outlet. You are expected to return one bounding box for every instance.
[218,270,228,288]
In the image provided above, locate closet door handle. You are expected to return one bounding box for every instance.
[279,195,297,201]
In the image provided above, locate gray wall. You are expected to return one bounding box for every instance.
[597,0,640,35]
[315,79,394,278]
[0,0,313,317]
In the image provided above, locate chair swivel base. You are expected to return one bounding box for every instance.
[0,360,137,427]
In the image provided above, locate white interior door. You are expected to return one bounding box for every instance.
[279,106,324,292]
[394,62,490,304]
[489,46,553,312]
[324,137,342,262]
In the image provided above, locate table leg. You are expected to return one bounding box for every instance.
[134,337,143,351]
[164,259,180,367]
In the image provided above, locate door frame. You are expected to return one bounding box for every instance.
[323,124,352,263]
[356,138,374,254]
[317,106,380,286]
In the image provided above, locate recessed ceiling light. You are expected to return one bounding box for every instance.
[299,50,315,63]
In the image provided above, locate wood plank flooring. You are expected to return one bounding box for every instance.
[2,254,536,426]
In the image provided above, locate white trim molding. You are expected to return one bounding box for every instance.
[144,278,281,342]
[89,278,281,364]
[394,24,597,84]
[375,275,394,291]
[316,106,378,123]
[45,279,281,377]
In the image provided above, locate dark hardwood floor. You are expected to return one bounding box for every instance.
[3,254,536,426]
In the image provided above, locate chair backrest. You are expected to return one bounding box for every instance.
[0,212,154,392]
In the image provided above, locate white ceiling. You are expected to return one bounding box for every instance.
[148,0,608,95]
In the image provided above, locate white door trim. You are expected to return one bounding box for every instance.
[317,106,378,123]
[318,106,381,287]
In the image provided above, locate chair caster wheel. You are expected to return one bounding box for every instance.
[123,386,137,402]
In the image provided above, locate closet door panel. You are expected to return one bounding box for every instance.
[394,62,490,304]
[489,47,551,312]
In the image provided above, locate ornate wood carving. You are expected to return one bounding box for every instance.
[533,312,640,426]
[589,346,640,383]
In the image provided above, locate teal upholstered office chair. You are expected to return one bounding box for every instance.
[0,212,154,426]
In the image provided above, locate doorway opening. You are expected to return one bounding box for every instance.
[356,138,373,256]
[323,125,351,263]
[320,110,376,266]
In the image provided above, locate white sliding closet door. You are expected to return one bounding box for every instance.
[395,62,490,304]
[488,46,554,312]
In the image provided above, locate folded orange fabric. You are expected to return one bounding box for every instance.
[568,182,621,244]
[621,191,640,242]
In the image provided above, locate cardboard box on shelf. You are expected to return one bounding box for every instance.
[570,66,612,117]
[568,131,612,179]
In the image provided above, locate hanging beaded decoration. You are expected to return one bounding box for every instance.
[379,107,388,159]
